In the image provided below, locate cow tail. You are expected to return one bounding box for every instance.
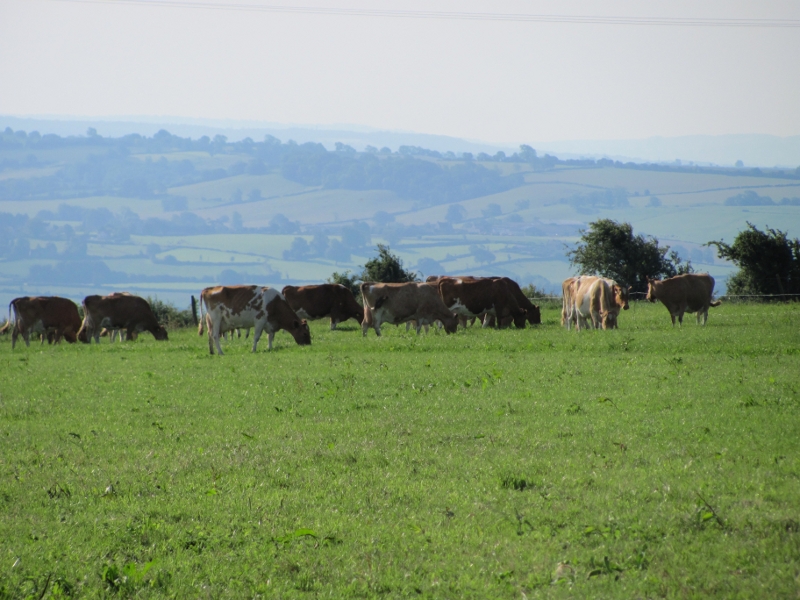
[197,292,205,336]
[7,301,13,327]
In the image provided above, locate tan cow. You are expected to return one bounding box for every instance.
[78,294,168,343]
[563,276,629,330]
[199,285,310,354]
[361,282,458,337]
[646,273,721,326]
[8,296,82,349]
[438,277,528,329]
[282,284,363,330]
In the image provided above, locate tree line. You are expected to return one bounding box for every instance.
[569,220,800,297]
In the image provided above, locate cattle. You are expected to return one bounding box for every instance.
[0,319,10,335]
[438,277,528,329]
[436,276,539,328]
[198,285,310,354]
[78,294,168,343]
[561,277,579,329]
[282,284,363,330]
[7,296,82,349]
[503,278,542,326]
[569,276,629,330]
[646,273,721,326]
[563,276,630,330]
[361,282,458,336]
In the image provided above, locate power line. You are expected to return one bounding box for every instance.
[45,0,800,28]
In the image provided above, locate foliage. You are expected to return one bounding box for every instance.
[1,304,799,597]
[327,270,362,301]
[359,244,419,283]
[707,223,800,296]
[567,219,692,293]
[146,296,194,328]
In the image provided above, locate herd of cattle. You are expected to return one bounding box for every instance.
[1,273,720,353]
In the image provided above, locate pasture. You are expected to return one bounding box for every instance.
[1,302,799,598]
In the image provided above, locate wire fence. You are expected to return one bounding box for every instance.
[528,292,800,303]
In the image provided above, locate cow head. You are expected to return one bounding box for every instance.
[441,313,459,334]
[511,309,528,329]
[614,285,630,310]
[527,304,542,325]
[289,319,311,346]
[645,278,658,303]
[153,326,169,341]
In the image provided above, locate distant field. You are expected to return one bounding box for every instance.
[1,303,798,598]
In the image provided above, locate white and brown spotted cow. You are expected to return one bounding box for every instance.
[361,282,458,337]
[282,284,363,330]
[646,273,720,326]
[198,285,310,354]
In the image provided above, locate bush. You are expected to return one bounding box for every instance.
[146,297,194,329]
[360,244,418,283]
[708,223,800,297]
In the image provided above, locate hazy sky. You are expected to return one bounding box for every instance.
[2,0,799,145]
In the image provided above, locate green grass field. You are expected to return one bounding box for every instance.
[1,302,799,598]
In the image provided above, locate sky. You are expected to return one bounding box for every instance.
[2,0,800,146]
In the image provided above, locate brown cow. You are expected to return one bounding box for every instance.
[8,296,82,349]
[646,273,721,326]
[78,294,168,343]
[282,284,363,330]
[361,282,458,336]
[438,277,528,329]
[198,285,310,354]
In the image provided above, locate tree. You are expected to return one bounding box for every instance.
[283,237,310,260]
[470,245,495,265]
[567,219,691,293]
[707,223,800,296]
[445,204,466,223]
[360,244,418,283]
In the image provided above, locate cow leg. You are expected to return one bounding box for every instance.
[11,328,19,349]
[212,322,225,355]
[266,331,275,351]
[406,321,412,332]
[330,319,337,331]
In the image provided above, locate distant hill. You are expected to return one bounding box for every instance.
[5,116,800,168]
[1,124,799,308]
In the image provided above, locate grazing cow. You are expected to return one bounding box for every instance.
[361,282,458,336]
[198,285,310,354]
[282,284,363,330]
[503,278,542,326]
[438,277,528,329]
[646,273,721,326]
[8,296,82,349]
[78,294,168,343]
